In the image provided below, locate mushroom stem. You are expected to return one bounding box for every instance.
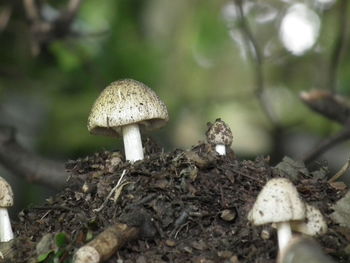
[215,144,226,155]
[277,222,292,252]
[121,124,144,162]
[0,208,14,242]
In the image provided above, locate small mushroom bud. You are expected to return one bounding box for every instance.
[206,118,233,155]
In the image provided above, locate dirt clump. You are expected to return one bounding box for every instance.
[11,141,349,263]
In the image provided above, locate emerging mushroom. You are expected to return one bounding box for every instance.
[205,118,233,155]
[87,79,169,162]
[290,204,327,236]
[248,178,306,251]
[0,177,14,242]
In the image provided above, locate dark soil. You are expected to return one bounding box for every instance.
[10,141,350,263]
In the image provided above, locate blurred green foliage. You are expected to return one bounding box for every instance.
[0,0,349,160]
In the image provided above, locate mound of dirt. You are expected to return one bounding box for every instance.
[9,141,350,263]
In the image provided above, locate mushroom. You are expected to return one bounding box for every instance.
[248,178,306,251]
[0,177,14,242]
[205,118,233,155]
[87,79,169,162]
[278,236,335,263]
[290,204,327,236]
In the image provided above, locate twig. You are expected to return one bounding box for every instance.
[73,223,139,263]
[57,0,83,28]
[328,0,349,93]
[0,6,12,32]
[300,90,350,125]
[303,128,350,164]
[67,0,82,16]
[328,158,350,183]
[93,170,127,213]
[22,0,40,21]
[300,90,350,162]
[74,210,156,263]
[233,0,278,125]
[125,193,157,209]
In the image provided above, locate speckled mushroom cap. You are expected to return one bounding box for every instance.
[0,177,13,207]
[205,118,233,146]
[87,79,169,137]
[290,204,328,236]
[248,178,306,225]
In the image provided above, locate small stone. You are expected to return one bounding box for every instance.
[81,182,89,193]
[193,257,214,263]
[217,250,233,258]
[136,255,147,263]
[183,246,193,253]
[343,244,350,255]
[165,239,177,247]
[260,229,271,240]
[229,255,239,263]
[220,209,236,221]
[191,240,207,250]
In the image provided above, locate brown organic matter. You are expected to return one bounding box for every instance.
[9,141,350,263]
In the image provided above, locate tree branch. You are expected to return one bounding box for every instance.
[22,0,84,55]
[300,90,350,163]
[328,0,349,93]
[0,5,12,32]
[234,0,279,126]
[300,90,350,125]
[302,128,350,164]
[0,126,68,189]
[22,0,40,22]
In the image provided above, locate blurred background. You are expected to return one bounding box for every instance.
[0,0,349,212]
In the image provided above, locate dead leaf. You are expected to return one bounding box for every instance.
[329,181,347,191]
[275,156,309,180]
[330,191,350,228]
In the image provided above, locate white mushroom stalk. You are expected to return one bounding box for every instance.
[215,144,226,155]
[0,208,14,242]
[0,176,14,242]
[121,124,144,162]
[276,222,292,251]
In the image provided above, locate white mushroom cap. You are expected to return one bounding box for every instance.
[87,79,169,137]
[290,204,328,236]
[248,178,306,225]
[205,119,233,146]
[0,177,13,208]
